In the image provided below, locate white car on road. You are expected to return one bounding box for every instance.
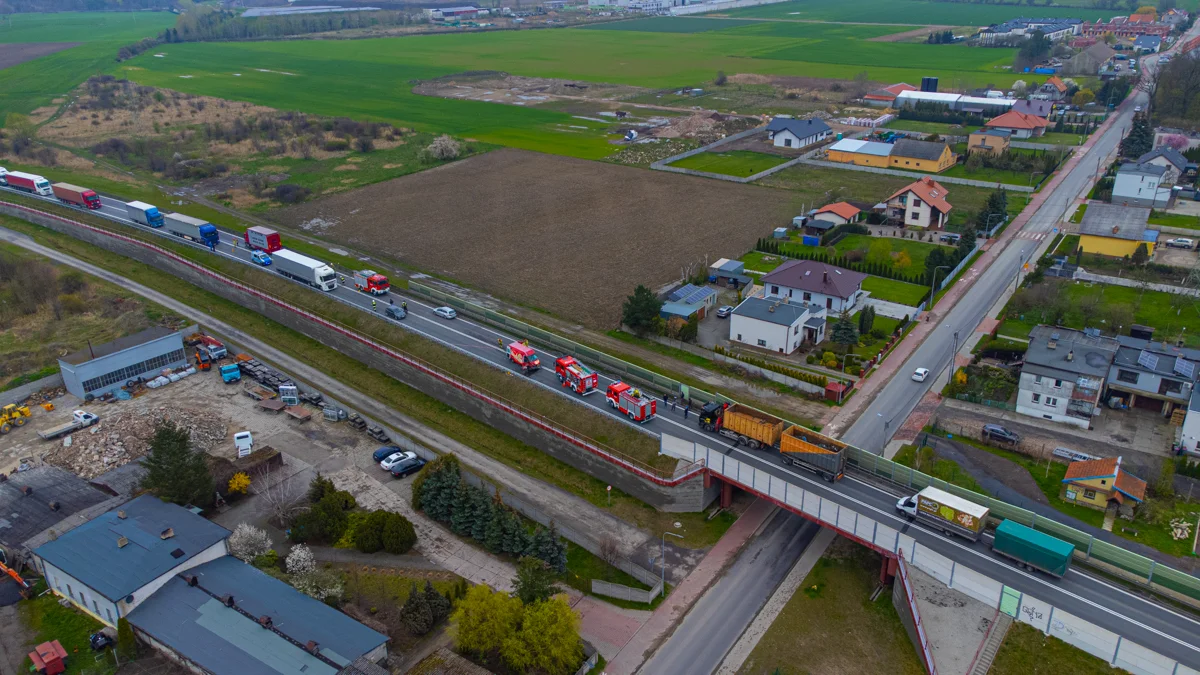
[912,368,930,383]
[433,306,458,319]
[1166,237,1195,250]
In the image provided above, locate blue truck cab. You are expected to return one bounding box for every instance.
[199,223,220,247]
[219,364,241,384]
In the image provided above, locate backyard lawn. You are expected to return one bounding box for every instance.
[862,276,928,306]
[832,233,945,272]
[887,120,1090,146]
[941,162,1046,187]
[668,150,791,177]
[1149,210,1200,231]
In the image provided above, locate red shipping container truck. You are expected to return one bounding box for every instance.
[555,356,598,395]
[353,270,390,295]
[606,382,656,422]
[244,226,282,252]
[51,183,101,209]
[5,171,53,196]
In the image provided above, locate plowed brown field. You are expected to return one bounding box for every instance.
[0,42,78,71]
[277,149,801,326]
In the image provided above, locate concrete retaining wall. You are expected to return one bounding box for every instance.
[3,372,64,405]
[0,202,714,513]
[592,578,663,604]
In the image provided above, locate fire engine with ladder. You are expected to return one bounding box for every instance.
[606,382,656,422]
[555,356,598,395]
[507,341,541,374]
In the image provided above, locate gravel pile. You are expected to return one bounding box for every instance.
[44,406,228,479]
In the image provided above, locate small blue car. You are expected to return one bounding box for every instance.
[251,250,272,266]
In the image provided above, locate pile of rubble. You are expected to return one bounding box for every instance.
[44,405,228,479]
[1170,517,1194,541]
[19,386,67,407]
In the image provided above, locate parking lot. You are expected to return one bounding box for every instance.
[1156,238,1199,268]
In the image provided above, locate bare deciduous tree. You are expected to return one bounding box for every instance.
[598,535,622,567]
[254,467,306,528]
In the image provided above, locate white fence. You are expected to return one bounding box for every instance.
[659,433,1200,675]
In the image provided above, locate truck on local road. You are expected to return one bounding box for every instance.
[555,356,598,395]
[125,201,164,227]
[0,167,7,185]
[896,486,989,542]
[606,382,656,422]
[164,213,220,247]
[244,226,282,252]
[37,410,99,440]
[507,342,540,374]
[51,183,101,209]
[219,364,241,384]
[991,519,1074,578]
[5,171,52,196]
[273,249,338,291]
[353,270,390,295]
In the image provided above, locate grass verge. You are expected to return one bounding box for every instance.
[991,622,1131,675]
[668,151,790,177]
[893,444,985,492]
[19,583,114,675]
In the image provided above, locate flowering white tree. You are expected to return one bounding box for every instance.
[1062,77,1080,92]
[285,544,342,601]
[228,523,272,563]
[1011,79,1028,95]
[285,544,316,576]
[425,135,461,161]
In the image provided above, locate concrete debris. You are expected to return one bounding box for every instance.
[1170,517,1193,541]
[43,406,227,479]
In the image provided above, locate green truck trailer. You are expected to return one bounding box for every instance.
[991,520,1075,578]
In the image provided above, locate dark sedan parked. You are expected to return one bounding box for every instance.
[389,455,427,478]
[372,445,402,462]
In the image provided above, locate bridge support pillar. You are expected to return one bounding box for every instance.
[720,479,734,509]
[880,555,898,584]
[704,472,714,489]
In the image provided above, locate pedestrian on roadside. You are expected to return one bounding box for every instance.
[683,405,689,420]
[372,299,377,311]
[389,298,394,305]
[402,301,407,310]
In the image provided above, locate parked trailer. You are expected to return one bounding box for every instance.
[353,269,390,295]
[5,171,52,196]
[51,183,101,209]
[163,213,220,247]
[272,249,338,291]
[896,486,989,542]
[125,201,164,227]
[244,226,282,252]
[991,519,1074,578]
[37,411,99,440]
[780,426,846,482]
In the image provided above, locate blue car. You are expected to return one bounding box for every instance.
[251,250,272,266]
[372,445,402,462]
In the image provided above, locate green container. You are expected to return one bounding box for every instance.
[992,520,1075,578]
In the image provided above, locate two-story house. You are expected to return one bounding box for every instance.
[1017,325,1120,429]
[885,177,953,229]
[728,296,827,354]
[1113,162,1173,208]
[1107,336,1200,418]
[758,259,867,313]
[1137,146,1189,185]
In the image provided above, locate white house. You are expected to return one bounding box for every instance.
[759,259,867,313]
[1137,146,1188,185]
[31,494,230,627]
[1180,390,1200,454]
[1113,162,1173,208]
[1017,326,1119,430]
[766,117,832,149]
[729,296,826,354]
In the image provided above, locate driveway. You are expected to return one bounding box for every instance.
[1154,243,1198,269]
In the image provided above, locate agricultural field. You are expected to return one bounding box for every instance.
[668,150,790,177]
[707,0,1127,25]
[275,148,802,327]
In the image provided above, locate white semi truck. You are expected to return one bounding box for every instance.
[272,249,338,291]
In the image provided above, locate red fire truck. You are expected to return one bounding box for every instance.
[353,270,390,295]
[555,356,598,395]
[606,382,656,423]
[508,342,541,373]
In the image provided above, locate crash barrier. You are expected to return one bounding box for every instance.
[896,551,939,675]
[661,433,1200,675]
[0,200,704,487]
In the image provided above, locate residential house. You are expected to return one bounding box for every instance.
[729,296,827,353]
[863,82,917,107]
[1035,76,1070,101]
[1012,99,1055,117]
[1107,335,1200,417]
[1063,42,1117,75]
[1061,456,1147,513]
[985,110,1049,138]
[825,138,894,168]
[1134,35,1162,52]
[660,283,718,321]
[1017,325,1119,429]
[888,138,956,173]
[1137,146,1188,184]
[31,495,231,627]
[885,177,953,229]
[968,128,1012,155]
[127,556,389,675]
[1113,162,1173,207]
[709,258,750,288]
[766,117,832,149]
[759,258,867,312]
[813,202,862,225]
[1077,203,1158,256]
[1163,7,1190,25]
[1083,15,1171,38]
[977,17,1082,43]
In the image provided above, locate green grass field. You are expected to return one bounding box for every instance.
[669,150,789,177]
[580,16,759,32]
[707,0,1126,25]
[1149,210,1200,231]
[862,276,928,306]
[0,10,175,43]
[833,234,943,271]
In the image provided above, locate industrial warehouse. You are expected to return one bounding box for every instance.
[57,327,188,400]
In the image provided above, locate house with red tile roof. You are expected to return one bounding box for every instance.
[985,110,1050,138]
[863,82,917,107]
[1061,456,1147,512]
[884,177,952,229]
[814,201,861,225]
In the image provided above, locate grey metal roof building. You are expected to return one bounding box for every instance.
[891,139,950,162]
[58,327,188,400]
[766,117,832,139]
[128,556,389,675]
[732,297,820,326]
[1077,203,1155,241]
[1023,325,1119,381]
[33,494,229,603]
[0,466,116,566]
[1117,162,1168,179]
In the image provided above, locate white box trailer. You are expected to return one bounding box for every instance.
[272,249,338,291]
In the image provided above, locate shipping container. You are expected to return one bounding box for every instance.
[991,519,1074,578]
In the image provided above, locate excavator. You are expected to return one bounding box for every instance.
[0,404,31,435]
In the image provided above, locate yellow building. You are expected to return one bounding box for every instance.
[968,129,1011,155]
[825,138,893,168]
[888,138,955,173]
[1077,203,1158,258]
[1061,456,1146,511]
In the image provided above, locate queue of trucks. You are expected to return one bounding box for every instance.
[697,402,847,482]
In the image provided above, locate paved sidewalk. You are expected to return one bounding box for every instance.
[605,498,776,675]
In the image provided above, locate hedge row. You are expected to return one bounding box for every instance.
[714,345,829,387]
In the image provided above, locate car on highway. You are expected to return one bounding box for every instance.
[434,306,458,320]
[1166,237,1195,250]
[384,304,407,321]
[389,454,427,478]
[251,250,272,266]
[911,367,930,382]
[380,450,419,471]
[715,305,734,318]
[372,445,403,462]
[982,424,1021,444]
[1134,105,1143,112]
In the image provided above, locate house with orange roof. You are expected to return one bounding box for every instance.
[863,82,917,108]
[1061,456,1146,512]
[813,201,861,225]
[884,177,952,229]
[1036,75,1070,101]
[985,110,1049,139]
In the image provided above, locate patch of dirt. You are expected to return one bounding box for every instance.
[937,439,1048,505]
[0,42,78,71]
[28,106,57,124]
[276,148,801,327]
[869,25,955,42]
[224,188,269,209]
[382,163,404,169]
[415,71,648,102]
[334,164,359,171]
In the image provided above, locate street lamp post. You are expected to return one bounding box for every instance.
[984,212,1002,237]
[929,265,951,309]
[661,531,683,597]
[945,330,960,384]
